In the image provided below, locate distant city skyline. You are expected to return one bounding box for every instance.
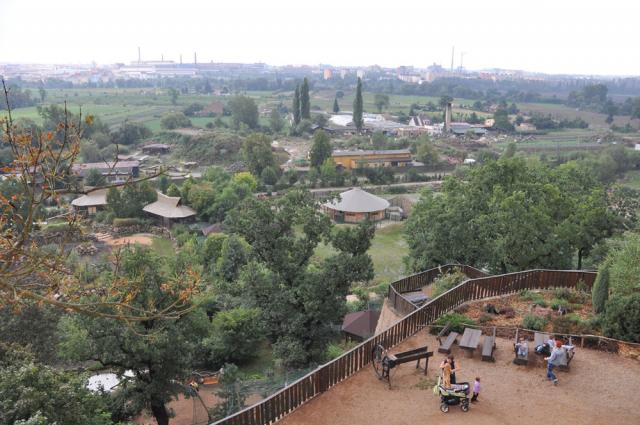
[2,0,639,77]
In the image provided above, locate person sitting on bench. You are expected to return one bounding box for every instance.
[515,337,529,358]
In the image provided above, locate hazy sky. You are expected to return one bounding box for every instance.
[1,0,638,76]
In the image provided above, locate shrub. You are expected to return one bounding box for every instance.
[325,343,345,361]
[602,293,640,343]
[431,270,468,298]
[592,263,610,314]
[522,314,547,331]
[550,298,571,313]
[478,314,493,325]
[553,287,587,304]
[552,288,572,300]
[112,217,140,227]
[431,313,476,335]
[576,279,589,293]
[520,290,547,307]
[94,211,114,224]
[42,222,73,233]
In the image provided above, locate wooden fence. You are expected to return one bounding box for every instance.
[211,267,596,425]
[387,264,488,315]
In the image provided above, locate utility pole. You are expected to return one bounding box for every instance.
[137,46,141,64]
[194,52,197,65]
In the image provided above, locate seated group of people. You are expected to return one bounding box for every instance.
[515,336,574,359]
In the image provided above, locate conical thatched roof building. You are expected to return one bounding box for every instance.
[322,187,389,223]
[143,192,196,227]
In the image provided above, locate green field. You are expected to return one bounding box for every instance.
[314,222,408,288]
[621,169,640,190]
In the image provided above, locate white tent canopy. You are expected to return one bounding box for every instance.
[323,187,390,213]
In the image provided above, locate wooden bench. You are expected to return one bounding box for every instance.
[437,323,459,354]
[513,329,529,365]
[482,327,497,362]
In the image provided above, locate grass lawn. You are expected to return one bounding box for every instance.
[314,222,408,288]
[621,169,640,190]
[150,236,175,257]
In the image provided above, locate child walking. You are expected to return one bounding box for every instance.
[471,377,481,402]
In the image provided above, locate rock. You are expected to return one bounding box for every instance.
[483,303,500,314]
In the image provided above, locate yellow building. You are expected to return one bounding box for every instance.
[331,149,412,170]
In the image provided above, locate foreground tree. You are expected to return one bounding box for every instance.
[225,191,374,366]
[353,78,364,132]
[1,79,198,320]
[59,247,209,425]
[0,344,112,425]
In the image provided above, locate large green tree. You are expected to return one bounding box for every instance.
[300,78,311,120]
[309,130,332,168]
[353,78,364,132]
[405,157,615,273]
[242,133,275,176]
[229,95,259,129]
[59,247,209,425]
[374,93,390,113]
[225,191,374,366]
[269,108,284,133]
[292,86,301,125]
[106,182,157,218]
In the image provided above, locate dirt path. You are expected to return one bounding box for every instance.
[374,298,403,334]
[103,233,154,246]
[278,331,640,425]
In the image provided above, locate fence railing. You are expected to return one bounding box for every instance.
[387,264,488,315]
[211,267,596,425]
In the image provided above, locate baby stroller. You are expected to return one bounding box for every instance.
[433,375,470,413]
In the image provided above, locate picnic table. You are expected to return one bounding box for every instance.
[459,328,482,357]
[403,292,429,306]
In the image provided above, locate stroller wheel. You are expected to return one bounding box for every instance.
[440,403,449,413]
[461,401,470,412]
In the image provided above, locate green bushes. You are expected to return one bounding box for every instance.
[552,313,597,335]
[431,270,468,298]
[592,263,610,313]
[42,222,74,233]
[520,290,547,307]
[112,217,141,227]
[552,287,588,304]
[522,314,547,331]
[602,293,640,343]
[431,313,476,334]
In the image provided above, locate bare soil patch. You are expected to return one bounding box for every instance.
[103,233,154,246]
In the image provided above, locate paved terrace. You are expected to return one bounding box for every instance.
[278,331,640,425]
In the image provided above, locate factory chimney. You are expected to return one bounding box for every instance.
[444,102,452,132]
